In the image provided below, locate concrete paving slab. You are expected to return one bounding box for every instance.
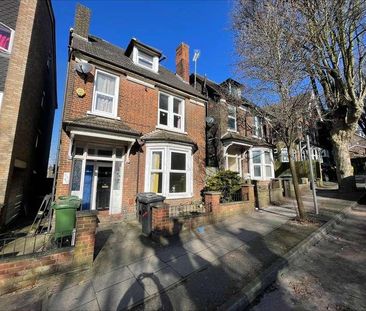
[128,255,167,277]
[196,245,230,263]
[47,281,95,310]
[96,277,145,311]
[183,238,212,254]
[93,266,134,292]
[209,235,244,251]
[137,266,182,295]
[73,298,100,311]
[155,245,188,262]
[166,252,209,277]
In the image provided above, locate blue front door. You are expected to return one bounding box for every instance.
[82,164,94,210]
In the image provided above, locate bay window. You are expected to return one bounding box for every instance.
[146,144,192,198]
[250,148,274,180]
[92,70,119,117]
[227,105,237,131]
[158,92,184,132]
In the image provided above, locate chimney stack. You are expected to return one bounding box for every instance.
[176,43,189,83]
[74,4,91,39]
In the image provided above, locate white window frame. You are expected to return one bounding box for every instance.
[253,116,263,138]
[0,23,15,54]
[158,91,185,133]
[281,148,289,163]
[249,148,274,180]
[145,143,193,199]
[132,46,159,72]
[0,92,3,111]
[227,105,237,132]
[91,69,119,118]
[225,153,242,176]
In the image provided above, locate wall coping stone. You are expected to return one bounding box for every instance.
[241,184,254,187]
[204,191,222,195]
[76,210,98,218]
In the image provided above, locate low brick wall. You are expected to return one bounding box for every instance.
[152,185,255,238]
[0,211,97,295]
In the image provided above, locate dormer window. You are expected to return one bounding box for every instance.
[137,50,154,69]
[132,46,159,73]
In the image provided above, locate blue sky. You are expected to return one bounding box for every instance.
[50,0,236,165]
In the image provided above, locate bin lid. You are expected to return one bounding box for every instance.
[52,203,77,210]
[136,192,166,204]
[58,195,80,201]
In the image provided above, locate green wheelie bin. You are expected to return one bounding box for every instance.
[57,195,81,210]
[52,202,78,239]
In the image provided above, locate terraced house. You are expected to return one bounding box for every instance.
[191,75,275,183]
[56,5,206,220]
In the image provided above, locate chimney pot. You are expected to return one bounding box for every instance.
[74,4,91,39]
[176,43,189,82]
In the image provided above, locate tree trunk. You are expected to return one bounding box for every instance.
[288,146,306,219]
[331,129,355,192]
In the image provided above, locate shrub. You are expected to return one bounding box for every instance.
[205,170,242,201]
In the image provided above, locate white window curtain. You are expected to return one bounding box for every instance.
[93,71,118,116]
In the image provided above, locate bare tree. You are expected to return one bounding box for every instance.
[234,0,366,191]
[232,0,322,219]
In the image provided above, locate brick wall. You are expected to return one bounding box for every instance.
[0,0,56,225]
[0,210,97,295]
[151,185,255,238]
[57,56,206,217]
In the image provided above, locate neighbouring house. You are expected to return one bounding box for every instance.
[191,74,275,183]
[55,5,206,221]
[0,0,57,227]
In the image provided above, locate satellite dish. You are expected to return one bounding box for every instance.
[74,62,93,74]
[206,116,215,126]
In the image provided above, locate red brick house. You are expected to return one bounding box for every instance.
[191,75,275,182]
[55,5,206,220]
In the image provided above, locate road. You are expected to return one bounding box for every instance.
[249,205,366,311]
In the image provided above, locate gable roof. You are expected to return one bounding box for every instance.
[71,33,206,100]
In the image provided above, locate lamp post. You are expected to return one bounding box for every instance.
[306,134,319,215]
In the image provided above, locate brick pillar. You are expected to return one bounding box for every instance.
[241,184,255,203]
[204,191,221,213]
[73,211,98,267]
[255,180,271,208]
[152,203,170,233]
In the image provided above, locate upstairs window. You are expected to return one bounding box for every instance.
[0,23,14,54]
[158,92,184,131]
[137,50,154,70]
[227,105,237,131]
[132,47,159,72]
[92,70,119,118]
[254,116,263,137]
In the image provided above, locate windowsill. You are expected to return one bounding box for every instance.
[155,125,187,135]
[227,129,238,133]
[165,193,193,200]
[87,111,121,120]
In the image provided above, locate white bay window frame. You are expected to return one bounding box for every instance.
[91,69,119,118]
[145,143,193,199]
[158,92,185,132]
[249,148,274,180]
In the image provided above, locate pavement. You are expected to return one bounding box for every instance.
[248,204,366,311]
[41,187,360,311]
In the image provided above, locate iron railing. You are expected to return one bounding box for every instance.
[0,230,75,259]
[220,191,245,203]
[169,202,210,219]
